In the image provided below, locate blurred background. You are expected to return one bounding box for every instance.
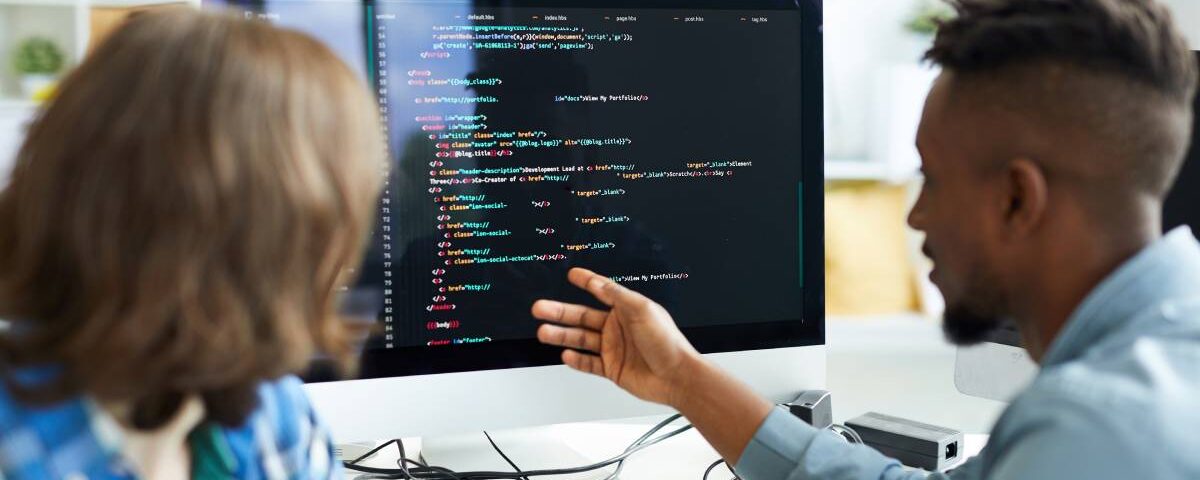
[0,0,1196,433]
[822,0,1199,319]
[3,0,1194,318]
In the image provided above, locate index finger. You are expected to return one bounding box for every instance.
[567,267,644,308]
[531,299,607,331]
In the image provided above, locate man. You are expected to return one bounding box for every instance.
[533,0,1200,478]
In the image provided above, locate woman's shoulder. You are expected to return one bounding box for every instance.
[2,374,338,480]
[0,374,120,479]
[211,375,341,479]
[0,374,341,479]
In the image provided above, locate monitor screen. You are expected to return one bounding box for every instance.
[205,0,825,378]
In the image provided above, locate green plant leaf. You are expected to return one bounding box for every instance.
[904,0,955,36]
[12,37,65,75]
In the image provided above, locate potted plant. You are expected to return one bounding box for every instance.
[905,0,954,37]
[11,37,65,100]
[901,0,955,61]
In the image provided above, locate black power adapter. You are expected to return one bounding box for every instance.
[845,412,964,471]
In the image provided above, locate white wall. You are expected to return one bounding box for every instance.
[1162,0,1199,49]
[0,106,32,185]
[0,5,79,98]
[824,0,1200,166]
[824,0,928,162]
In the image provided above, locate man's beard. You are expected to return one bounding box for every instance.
[942,302,1006,346]
[940,266,1008,346]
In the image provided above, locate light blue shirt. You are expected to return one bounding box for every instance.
[736,227,1200,479]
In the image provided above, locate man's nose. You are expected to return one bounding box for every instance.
[907,203,924,231]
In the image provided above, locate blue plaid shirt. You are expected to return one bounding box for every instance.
[0,375,340,479]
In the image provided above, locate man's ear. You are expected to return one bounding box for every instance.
[1002,158,1048,237]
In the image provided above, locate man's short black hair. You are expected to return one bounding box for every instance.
[928,0,1196,103]
[923,0,1198,202]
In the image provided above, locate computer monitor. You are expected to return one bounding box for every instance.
[954,323,1035,402]
[956,50,1200,402]
[204,0,826,445]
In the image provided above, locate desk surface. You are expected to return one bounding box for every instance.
[344,315,1003,479]
[345,419,988,480]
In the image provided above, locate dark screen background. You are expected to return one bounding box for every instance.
[367,6,805,348]
[1164,52,1200,234]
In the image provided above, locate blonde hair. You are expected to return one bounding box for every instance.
[0,9,383,428]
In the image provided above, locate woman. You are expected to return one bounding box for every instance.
[0,9,382,479]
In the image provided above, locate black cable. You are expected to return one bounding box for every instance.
[354,409,846,480]
[349,465,455,480]
[462,423,692,479]
[483,431,529,480]
[830,424,863,444]
[703,459,724,480]
[606,414,686,480]
[350,439,401,465]
[343,422,693,479]
[397,449,463,480]
[403,458,463,479]
[344,439,463,480]
[701,459,740,480]
[396,439,413,479]
[355,460,464,480]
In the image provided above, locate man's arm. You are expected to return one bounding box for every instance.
[533,268,977,480]
[670,353,774,463]
[675,353,976,480]
[736,405,985,480]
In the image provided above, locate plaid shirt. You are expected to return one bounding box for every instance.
[0,375,340,479]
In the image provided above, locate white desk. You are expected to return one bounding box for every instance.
[345,422,988,480]
[344,315,1003,479]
